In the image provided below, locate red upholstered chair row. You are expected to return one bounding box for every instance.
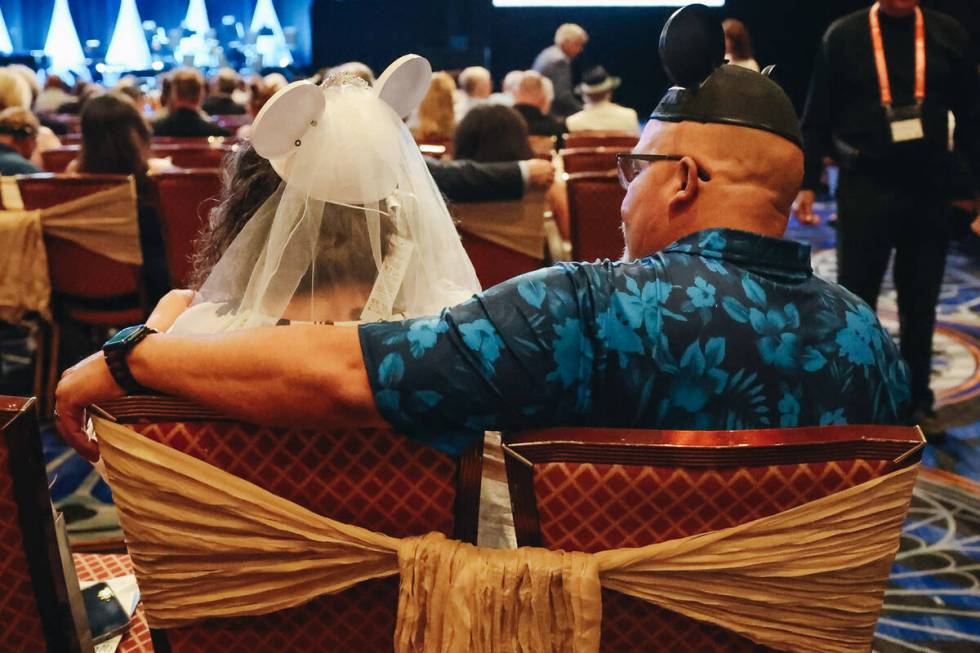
[0,396,151,652]
[563,130,639,149]
[560,146,631,174]
[40,144,236,173]
[504,424,924,652]
[565,169,628,262]
[92,395,485,652]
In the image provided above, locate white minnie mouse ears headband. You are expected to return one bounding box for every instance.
[249,55,433,202]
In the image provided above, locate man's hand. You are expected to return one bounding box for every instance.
[525,159,556,190]
[792,190,819,225]
[54,350,126,462]
[146,289,194,332]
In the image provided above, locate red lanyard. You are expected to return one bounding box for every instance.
[869,2,926,107]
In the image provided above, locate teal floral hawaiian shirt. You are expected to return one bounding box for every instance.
[358,228,910,455]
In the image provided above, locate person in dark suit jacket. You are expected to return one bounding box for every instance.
[532,23,588,117]
[512,71,566,147]
[202,68,247,116]
[152,69,230,138]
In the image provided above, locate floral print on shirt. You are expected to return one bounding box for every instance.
[358,228,910,456]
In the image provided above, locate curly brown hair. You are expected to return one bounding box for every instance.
[187,141,281,289]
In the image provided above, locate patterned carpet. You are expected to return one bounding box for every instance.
[788,207,980,652]
[2,207,977,650]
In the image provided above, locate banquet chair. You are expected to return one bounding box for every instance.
[150,169,223,287]
[10,174,146,415]
[560,146,630,174]
[565,170,628,262]
[504,424,924,652]
[563,130,639,149]
[0,396,151,652]
[92,395,485,652]
[39,146,79,173]
[454,191,547,287]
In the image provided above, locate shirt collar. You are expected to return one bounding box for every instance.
[662,228,812,281]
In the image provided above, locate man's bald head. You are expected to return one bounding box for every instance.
[620,119,803,259]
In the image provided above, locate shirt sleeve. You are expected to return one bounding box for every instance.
[358,264,597,455]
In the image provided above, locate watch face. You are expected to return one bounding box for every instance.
[104,325,144,351]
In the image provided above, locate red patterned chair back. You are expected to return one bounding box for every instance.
[39,146,79,172]
[565,170,627,262]
[151,144,234,170]
[13,174,146,325]
[93,395,484,653]
[560,146,629,174]
[504,425,923,652]
[0,396,84,652]
[563,131,638,149]
[150,169,222,287]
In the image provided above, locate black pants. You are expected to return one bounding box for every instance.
[835,169,951,413]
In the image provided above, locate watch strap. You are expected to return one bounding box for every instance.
[103,327,156,394]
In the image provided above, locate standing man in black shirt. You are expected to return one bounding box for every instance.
[795,0,980,424]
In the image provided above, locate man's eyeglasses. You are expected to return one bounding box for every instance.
[616,153,712,190]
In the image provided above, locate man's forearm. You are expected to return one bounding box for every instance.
[128,325,385,429]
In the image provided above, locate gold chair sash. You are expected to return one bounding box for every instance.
[93,417,918,653]
[454,190,547,260]
[0,181,141,323]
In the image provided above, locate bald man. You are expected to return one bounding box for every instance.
[55,67,910,462]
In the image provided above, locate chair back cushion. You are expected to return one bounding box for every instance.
[151,169,222,287]
[0,396,81,652]
[16,175,144,321]
[563,131,638,149]
[565,170,627,262]
[93,395,482,652]
[560,146,629,174]
[39,146,78,173]
[505,425,923,653]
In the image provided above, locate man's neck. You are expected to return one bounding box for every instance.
[878,2,917,18]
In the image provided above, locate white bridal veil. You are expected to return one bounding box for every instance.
[172,55,481,333]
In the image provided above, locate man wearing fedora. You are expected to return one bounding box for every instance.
[567,66,640,136]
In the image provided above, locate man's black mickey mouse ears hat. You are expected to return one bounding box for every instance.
[651,4,803,149]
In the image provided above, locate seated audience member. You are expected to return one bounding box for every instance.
[72,93,170,304]
[453,104,533,163]
[0,68,62,167]
[202,68,246,116]
[0,107,41,174]
[489,70,523,106]
[512,70,565,145]
[425,156,554,202]
[55,81,104,114]
[165,69,479,333]
[454,66,492,122]
[9,66,68,135]
[56,56,909,463]
[412,72,457,143]
[236,76,286,140]
[566,66,640,136]
[151,69,230,138]
[34,74,75,114]
[723,18,760,72]
[114,77,149,113]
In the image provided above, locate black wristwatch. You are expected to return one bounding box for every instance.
[103,325,157,394]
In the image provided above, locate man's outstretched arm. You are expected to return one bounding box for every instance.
[55,324,385,462]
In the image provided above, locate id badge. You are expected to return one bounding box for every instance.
[888,104,924,143]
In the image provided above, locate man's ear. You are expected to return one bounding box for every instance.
[668,156,700,211]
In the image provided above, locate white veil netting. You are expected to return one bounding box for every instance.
[172,55,481,333]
